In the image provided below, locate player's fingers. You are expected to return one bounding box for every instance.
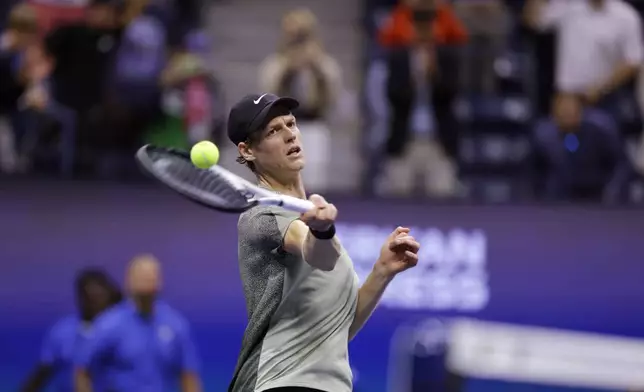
[325,204,338,221]
[390,236,418,250]
[404,251,418,265]
[391,234,416,246]
[300,207,318,222]
[389,226,409,239]
[402,238,420,252]
[309,194,327,207]
[316,208,335,226]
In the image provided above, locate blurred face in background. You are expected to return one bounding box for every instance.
[127,255,162,314]
[78,281,113,321]
[409,0,437,44]
[281,9,317,48]
[86,3,119,29]
[4,3,39,50]
[23,45,51,82]
[553,93,583,132]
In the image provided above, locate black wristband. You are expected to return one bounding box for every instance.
[310,225,336,240]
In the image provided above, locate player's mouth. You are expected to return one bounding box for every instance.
[287,146,302,157]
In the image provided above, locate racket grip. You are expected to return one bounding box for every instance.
[280,195,315,213]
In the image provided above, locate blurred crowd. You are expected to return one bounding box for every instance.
[2,0,644,204]
[0,0,223,179]
[364,0,644,203]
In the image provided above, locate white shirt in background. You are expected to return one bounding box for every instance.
[534,0,643,93]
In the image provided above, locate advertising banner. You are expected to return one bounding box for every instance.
[1,182,643,391]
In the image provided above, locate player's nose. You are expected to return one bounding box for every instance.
[284,128,297,143]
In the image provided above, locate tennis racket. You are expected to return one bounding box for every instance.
[135,145,315,213]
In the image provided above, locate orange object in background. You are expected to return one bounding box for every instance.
[377,1,468,47]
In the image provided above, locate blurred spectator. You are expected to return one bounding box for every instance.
[44,0,123,114]
[19,268,121,392]
[117,0,224,154]
[523,0,643,115]
[39,0,130,175]
[258,8,341,191]
[377,0,467,48]
[371,0,465,197]
[0,3,40,173]
[533,93,632,202]
[0,0,20,30]
[154,34,226,149]
[75,255,202,392]
[453,0,510,95]
[111,0,167,110]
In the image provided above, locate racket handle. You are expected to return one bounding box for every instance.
[280,195,316,213]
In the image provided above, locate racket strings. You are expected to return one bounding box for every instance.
[153,154,249,206]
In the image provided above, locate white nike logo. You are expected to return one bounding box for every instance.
[253,93,268,104]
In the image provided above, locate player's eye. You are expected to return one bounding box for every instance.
[287,121,295,128]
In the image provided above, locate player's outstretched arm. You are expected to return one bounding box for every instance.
[349,227,420,340]
[283,194,341,271]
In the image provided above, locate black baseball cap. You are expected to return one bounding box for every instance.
[227,93,299,145]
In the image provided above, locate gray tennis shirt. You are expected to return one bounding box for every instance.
[228,205,359,392]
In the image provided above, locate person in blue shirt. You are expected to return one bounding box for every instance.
[75,254,202,392]
[20,268,123,392]
[533,93,633,203]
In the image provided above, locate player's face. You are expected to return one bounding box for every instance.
[253,114,305,175]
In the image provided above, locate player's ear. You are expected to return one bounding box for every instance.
[237,141,256,162]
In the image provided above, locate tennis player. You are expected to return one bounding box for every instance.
[227,93,420,392]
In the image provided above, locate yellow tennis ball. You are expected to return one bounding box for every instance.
[190,141,220,169]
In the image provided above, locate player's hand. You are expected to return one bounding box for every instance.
[300,194,337,232]
[375,227,420,277]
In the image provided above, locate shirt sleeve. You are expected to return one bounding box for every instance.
[533,0,571,31]
[619,10,644,66]
[239,207,299,252]
[177,320,200,373]
[75,316,115,369]
[39,324,59,366]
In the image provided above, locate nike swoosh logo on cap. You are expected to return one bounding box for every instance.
[253,93,268,104]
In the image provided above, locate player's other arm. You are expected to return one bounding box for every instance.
[349,227,420,340]
[283,194,341,271]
